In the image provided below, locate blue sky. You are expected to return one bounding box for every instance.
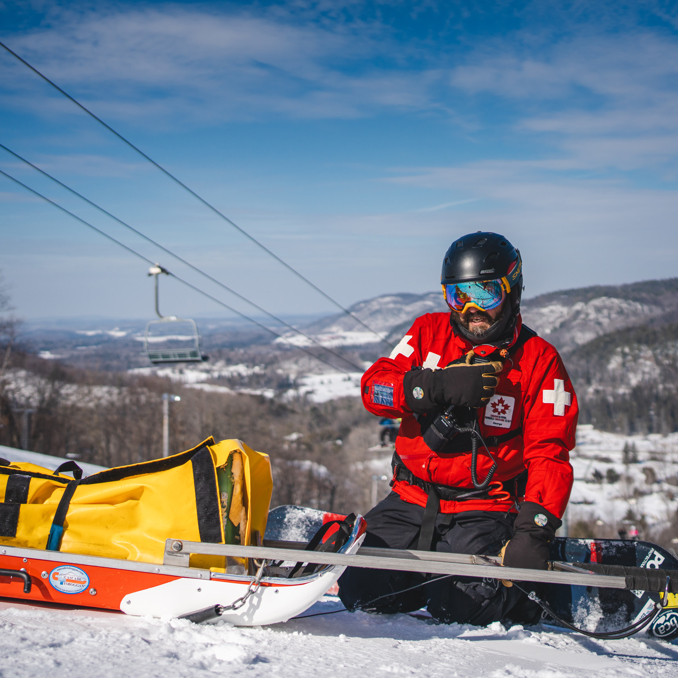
[1,0,678,322]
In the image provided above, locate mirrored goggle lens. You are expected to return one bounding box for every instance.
[444,280,506,312]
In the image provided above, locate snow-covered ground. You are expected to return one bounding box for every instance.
[1,369,123,408]
[521,296,663,350]
[2,594,678,677]
[285,372,363,403]
[128,362,364,403]
[129,361,264,384]
[275,330,387,348]
[568,425,678,538]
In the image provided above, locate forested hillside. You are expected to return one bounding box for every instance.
[521,280,678,434]
[0,349,379,514]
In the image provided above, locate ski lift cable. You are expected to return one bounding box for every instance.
[0,143,365,373]
[0,40,394,350]
[0,169,362,375]
[0,168,361,374]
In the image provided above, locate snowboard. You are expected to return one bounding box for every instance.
[265,505,678,639]
[546,535,678,639]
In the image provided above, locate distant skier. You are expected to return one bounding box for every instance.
[378,418,400,446]
[339,232,578,626]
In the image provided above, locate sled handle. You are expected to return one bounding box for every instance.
[0,568,31,593]
[54,461,83,480]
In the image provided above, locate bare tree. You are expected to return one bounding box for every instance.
[0,271,20,380]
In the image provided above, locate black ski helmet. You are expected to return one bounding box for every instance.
[441,232,523,344]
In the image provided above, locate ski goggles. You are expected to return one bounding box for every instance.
[443,279,508,313]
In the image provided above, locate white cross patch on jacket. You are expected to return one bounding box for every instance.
[389,335,414,359]
[542,379,572,416]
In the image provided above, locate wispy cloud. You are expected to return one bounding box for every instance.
[448,32,678,175]
[412,199,479,212]
[1,5,440,124]
[1,152,148,179]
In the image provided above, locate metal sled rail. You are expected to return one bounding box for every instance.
[164,539,677,592]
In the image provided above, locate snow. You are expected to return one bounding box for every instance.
[275,292,447,347]
[285,372,362,403]
[521,297,661,350]
[276,330,387,348]
[76,328,130,338]
[129,361,263,383]
[567,425,678,535]
[1,369,124,408]
[603,343,678,393]
[37,350,65,360]
[607,345,662,388]
[288,459,331,479]
[0,597,677,677]
[283,432,304,442]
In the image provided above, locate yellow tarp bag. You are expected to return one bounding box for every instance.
[0,437,272,567]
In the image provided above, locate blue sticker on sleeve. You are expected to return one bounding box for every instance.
[372,382,394,407]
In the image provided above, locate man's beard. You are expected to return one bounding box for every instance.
[450,299,515,345]
[454,309,501,337]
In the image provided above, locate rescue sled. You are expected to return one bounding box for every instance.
[0,437,366,625]
[0,513,366,625]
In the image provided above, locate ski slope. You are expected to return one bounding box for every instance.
[1,596,677,677]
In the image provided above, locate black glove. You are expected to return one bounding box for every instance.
[502,502,562,571]
[403,353,502,413]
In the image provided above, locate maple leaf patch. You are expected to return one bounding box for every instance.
[484,394,516,430]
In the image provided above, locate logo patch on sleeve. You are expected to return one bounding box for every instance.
[372,382,394,407]
[483,394,515,429]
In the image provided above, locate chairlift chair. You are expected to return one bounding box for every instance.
[144,265,208,365]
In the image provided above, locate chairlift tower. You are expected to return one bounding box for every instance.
[162,393,181,458]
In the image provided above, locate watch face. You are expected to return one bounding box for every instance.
[412,387,424,400]
[534,513,548,527]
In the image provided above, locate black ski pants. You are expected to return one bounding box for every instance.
[338,492,538,626]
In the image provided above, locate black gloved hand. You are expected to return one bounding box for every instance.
[403,352,502,413]
[502,502,562,571]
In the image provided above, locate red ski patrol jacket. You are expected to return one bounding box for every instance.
[362,313,577,518]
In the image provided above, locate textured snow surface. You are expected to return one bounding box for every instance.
[276,292,447,346]
[521,297,660,350]
[275,330,386,348]
[1,598,677,677]
[1,369,124,409]
[568,425,678,532]
[129,361,264,383]
[285,372,363,402]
